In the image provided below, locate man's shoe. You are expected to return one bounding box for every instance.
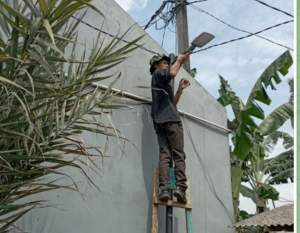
[159,190,171,202]
[174,188,187,204]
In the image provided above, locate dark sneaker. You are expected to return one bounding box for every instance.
[159,190,171,202]
[174,188,187,204]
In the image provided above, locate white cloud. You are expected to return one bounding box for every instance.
[115,0,148,11]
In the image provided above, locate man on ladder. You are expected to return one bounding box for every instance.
[149,52,190,204]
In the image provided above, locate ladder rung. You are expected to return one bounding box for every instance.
[153,199,192,209]
[152,168,192,209]
[151,168,193,233]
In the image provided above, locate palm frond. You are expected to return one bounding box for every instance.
[0,0,142,231]
[259,103,293,136]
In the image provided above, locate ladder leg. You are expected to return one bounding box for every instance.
[185,209,193,233]
[166,206,173,233]
[152,167,193,233]
[151,170,159,233]
[151,204,158,233]
[166,162,175,233]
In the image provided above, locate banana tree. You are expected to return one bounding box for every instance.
[240,130,293,214]
[217,50,293,221]
[261,77,294,185]
[0,0,142,232]
[240,84,294,214]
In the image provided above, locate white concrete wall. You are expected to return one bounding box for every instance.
[16,1,234,232]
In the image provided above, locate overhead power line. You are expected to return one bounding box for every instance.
[252,0,294,18]
[192,19,293,53]
[161,26,167,47]
[189,4,293,51]
[71,16,158,55]
[143,0,175,30]
[72,15,292,55]
[186,0,208,5]
[143,0,207,30]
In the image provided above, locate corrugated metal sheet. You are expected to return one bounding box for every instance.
[235,204,293,228]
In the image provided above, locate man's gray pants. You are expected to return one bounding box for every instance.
[155,121,187,192]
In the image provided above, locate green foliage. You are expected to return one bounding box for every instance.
[217,50,293,220]
[0,0,141,231]
[246,51,292,105]
[190,67,197,78]
[218,51,293,160]
[239,210,252,220]
[264,131,294,150]
[259,103,293,136]
[240,184,256,203]
[256,184,279,201]
[265,149,294,185]
[263,127,294,185]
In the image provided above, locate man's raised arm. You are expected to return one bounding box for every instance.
[169,53,190,77]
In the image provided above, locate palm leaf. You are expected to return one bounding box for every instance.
[265,149,294,184]
[218,52,294,218]
[240,184,256,203]
[0,1,141,231]
[259,103,293,136]
[246,50,293,106]
[217,75,244,118]
[218,51,293,160]
[264,131,293,149]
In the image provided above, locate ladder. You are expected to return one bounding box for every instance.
[151,168,193,233]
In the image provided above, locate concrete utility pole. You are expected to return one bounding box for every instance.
[176,0,190,72]
[165,4,191,233]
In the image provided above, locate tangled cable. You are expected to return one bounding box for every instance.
[144,0,176,30]
[144,0,207,30]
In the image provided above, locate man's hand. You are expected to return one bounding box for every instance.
[177,52,190,64]
[178,78,190,90]
[175,78,190,105]
[169,52,190,77]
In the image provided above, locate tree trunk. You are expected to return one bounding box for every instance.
[256,198,267,213]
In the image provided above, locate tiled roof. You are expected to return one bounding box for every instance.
[235,204,293,228]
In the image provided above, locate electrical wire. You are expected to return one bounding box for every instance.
[186,0,208,5]
[161,26,167,47]
[71,15,159,55]
[192,19,293,54]
[251,0,293,18]
[143,0,171,29]
[144,0,208,31]
[175,20,178,53]
[72,15,292,56]
[183,116,235,223]
[189,4,293,51]
[144,0,176,30]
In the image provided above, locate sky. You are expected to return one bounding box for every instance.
[114,0,294,214]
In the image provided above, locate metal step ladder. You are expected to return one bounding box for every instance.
[151,167,193,233]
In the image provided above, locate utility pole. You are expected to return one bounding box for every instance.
[165,2,190,233]
[176,0,190,72]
